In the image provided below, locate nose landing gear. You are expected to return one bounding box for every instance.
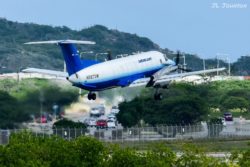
[87,92,96,100]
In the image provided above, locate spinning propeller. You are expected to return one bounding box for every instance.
[175,51,192,72]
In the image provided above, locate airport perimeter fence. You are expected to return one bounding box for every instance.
[1,123,250,145]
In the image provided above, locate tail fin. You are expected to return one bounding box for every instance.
[25,40,95,76]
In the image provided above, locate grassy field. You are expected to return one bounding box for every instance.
[109,138,250,152]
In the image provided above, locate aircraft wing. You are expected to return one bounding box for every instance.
[129,67,226,87]
[22,68,68,78]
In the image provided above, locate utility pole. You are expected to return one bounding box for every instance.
[183,54,186,72]
[227,57,231,76]
[39,90,44,123]
[216,54,219,76]
[217,53,230,76]
[203,58,206,75]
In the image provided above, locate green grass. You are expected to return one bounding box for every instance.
[0,78,79,100]
[109,139,250,152]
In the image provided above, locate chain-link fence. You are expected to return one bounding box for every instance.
[1,122,250,145]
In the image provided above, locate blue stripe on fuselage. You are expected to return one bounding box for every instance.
[74,66,163,91]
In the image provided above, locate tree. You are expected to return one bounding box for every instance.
[0,91,29,128]
[53,119,86,129]
[117,84,209,127]
[222,96,250,111]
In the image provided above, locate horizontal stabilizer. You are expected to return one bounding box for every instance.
[22,68,68,77]
[24,40,95,45]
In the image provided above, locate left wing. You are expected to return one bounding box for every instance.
[22,68,68,78]
[129,67,226,87]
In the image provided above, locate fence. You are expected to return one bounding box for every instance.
[1,122,250,145]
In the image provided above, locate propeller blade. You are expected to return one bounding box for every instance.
[175,50,180,65]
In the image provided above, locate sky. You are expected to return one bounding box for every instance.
[0,0,249,62]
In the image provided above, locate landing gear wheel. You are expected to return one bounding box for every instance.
[92,93,96,100]
[87,92,97,100]
[154,93,163,100]
[87,93,91,100]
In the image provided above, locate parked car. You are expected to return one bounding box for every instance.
[224,112,233,121]
[107,119,116,128]
[107,113,116,121]
[111,106,119,114]
[90,105,106,117]
[97,104,105,115]
[84,118,96,127]
[41,115,47,123]
[96,119,108,129]
[90,107,101,117]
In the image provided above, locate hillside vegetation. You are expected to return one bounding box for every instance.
[0,18,249,75]
[0,78,79,128]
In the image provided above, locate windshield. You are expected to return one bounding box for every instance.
[163,54,168,61]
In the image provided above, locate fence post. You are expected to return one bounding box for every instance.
[189,124,191,138]
[121,128,123,143]
[116,128,118,142]
[213,124,215,138]
[98,128,100,141]
[170,125,173,140]
[68,127,70,140]
[215,124,217,138]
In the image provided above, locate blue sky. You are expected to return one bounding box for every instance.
[0,0,249,62]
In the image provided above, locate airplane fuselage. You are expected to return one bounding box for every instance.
[68,51,174,91]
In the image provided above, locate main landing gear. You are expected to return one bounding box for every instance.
[154,88,163,100]
[154,92,163,100]
[87,92,96,100]
[153,84,170,100]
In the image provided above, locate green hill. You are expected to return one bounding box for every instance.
[0,18,249,75]
[0,18,160,73]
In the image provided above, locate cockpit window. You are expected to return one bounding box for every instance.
[163,54,168,61]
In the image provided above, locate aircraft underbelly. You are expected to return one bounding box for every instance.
[77,67,160,91]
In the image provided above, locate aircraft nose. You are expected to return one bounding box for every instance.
[168,59,176,65]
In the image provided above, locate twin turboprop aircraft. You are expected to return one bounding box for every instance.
[23,40,225,100]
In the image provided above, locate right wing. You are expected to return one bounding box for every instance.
[129,67,226,87]
[22,68,68,78]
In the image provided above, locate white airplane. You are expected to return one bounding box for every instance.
[23,40,225,100]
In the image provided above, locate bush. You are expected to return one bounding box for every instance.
[53,118,86,128]
[0,132,247,167]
